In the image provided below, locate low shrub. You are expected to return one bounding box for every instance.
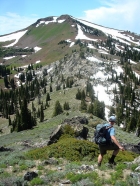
[66,172,98,184]
[30,177,44,185]
[26,137,99,161]
[26,136,138,163]
[19,164,28,171]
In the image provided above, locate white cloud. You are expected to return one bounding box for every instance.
[0,12,39,35]
[81,0,140,34]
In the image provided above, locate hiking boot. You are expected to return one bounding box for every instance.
[98,162,101,167]
[108,159,116,165]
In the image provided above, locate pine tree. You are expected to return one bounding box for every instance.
[50,84,53,92]
[87,103,94,114]
[46,93,51,101]
[4,75,9,88]
[53,100,63,117]
[40,104,44,122]
[93,100,105,119]
[76,89,81,100]
[136,116,140,137]
[126,116,136,132]
[8,116,11,126]
[81,90,86,100]
[63,102,70,110]
[80,99,87,111]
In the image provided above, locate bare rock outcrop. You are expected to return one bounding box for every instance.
[47,116,89,145]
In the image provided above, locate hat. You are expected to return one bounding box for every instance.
[109,116,116,122]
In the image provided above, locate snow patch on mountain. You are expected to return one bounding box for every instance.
[75,25,98,41]
[72,16,140,46]
[70,42,75,47]
[3,56,15,60]
[85,55,123,120]
[34,46,42,53]
[86,56,101,63]
[87,44,96,49]
[36,60,41,64]
[36,17,65,27]
[0,30,28,47]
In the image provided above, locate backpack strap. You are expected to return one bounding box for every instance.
[105,125,113,130]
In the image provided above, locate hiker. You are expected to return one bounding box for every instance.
[98,116,125,167]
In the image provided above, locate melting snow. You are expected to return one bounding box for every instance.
[86,55,123,120]
[94,84,113,105]
[0,30,28,47]
[34,46,42,53]
[75,25,98,41]
[58,19,65,23]
[22,55,27,58]
[3,56,15,60]
[129,59,137,64]
[114,66,123,75]
[65,39,75,47]
[14,73,22,79]
[36,60,41,64]
[48,67,53,73]
[66,39,71,42]
[98,49,109,55]
[72,16,140,46]
[36,17,65,27]
[134,47,140,52]
[134,72,140,79]
[36,21,45,27]
[70,42,75,47]
[86,56,101,63]
[87,44,96,49]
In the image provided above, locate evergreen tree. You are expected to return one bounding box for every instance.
[76,89,81,100]
[126,116,136,132]
[63,102,70,110]
[40,104,44,122]
[53,100,63,117]
[80,99,87,111]
[87,102,94,114]
[46,93,51,101]
[50,84,53,92]
[8,116,11,126]
[43,87,46,94]
[4,75,9,88]
[136,116,140,137]
[81,90,86,100]
[93,100,105,119]
[11,97,36,132]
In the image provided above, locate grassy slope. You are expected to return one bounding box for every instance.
[0,83,139,185]
[0,20,140,186]
[21,22,78,65]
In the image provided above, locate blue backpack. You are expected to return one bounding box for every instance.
[94,123,112,145]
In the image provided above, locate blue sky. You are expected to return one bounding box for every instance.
[0,0,140,35]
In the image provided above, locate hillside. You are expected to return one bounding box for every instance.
[0,14,140,185]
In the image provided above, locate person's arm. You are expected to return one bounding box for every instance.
[111,135,125,151]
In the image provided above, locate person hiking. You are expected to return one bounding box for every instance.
[97,116,125,167]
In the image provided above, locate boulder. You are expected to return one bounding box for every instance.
[47,117,89,145]
[123,143,140,154]
[24,171,38,181]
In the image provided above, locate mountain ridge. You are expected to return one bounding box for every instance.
[0,14,140,68]
[0,14,140,135]
[0,14,140,185]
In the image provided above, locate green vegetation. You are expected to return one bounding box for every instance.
[26,135,138,163]
[26,137,99,161]
[0,16,140,186]
[66,171,99,184]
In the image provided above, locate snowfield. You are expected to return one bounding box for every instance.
[0,30,27,47]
